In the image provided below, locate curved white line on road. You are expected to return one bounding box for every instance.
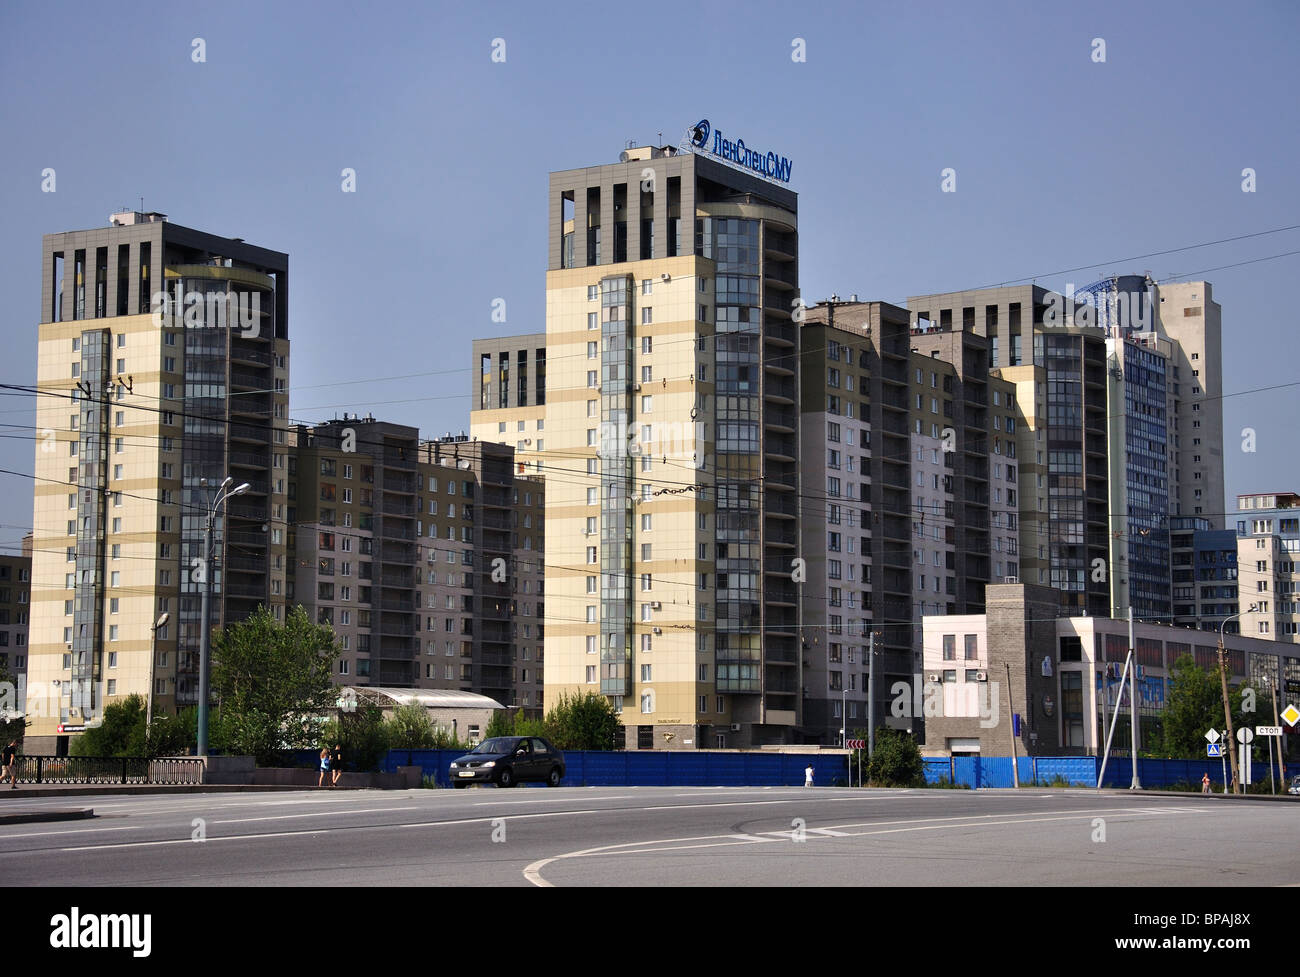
[521,805,1202,886]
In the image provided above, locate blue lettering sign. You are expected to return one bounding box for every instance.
[691,118,792,185]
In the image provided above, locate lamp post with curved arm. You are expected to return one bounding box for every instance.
[197,477,250,757]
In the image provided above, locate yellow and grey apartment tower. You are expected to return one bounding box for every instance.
[474,139,799,748]
[29,211,289,753]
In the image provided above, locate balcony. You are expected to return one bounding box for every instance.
[765,526,797,547]
[225,580,265,599]
[224,553,266,573]
[763,407,797,432]
[228,450,267,469]
[379,521,415,541]
[764,492,797,518]
[230,345,274,367]
[764,434,796,463]
[383,472,419,494]
[765,583,797,605]
[229,422,270,444]
[764,379,795,404]
[764,321,796,347]
[230,369,268,390]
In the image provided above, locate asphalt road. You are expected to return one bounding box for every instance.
[0,786,1295,886]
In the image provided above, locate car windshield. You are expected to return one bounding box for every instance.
[471,738,519,755]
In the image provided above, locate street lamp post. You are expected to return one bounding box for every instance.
[1218,604,1257,795]
[146,611,170,732]
[197,477,250,757]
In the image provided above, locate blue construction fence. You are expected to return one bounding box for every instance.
[382,749,850,788]
[922,755,1249,789]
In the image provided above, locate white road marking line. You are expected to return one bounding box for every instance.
[0,826,140,840]
[521,805,1208,885]
[472,795,636,806]
[212,807,414,825]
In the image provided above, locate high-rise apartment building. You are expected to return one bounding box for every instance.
[0,543,32,719]
[476,138,800,747]
[1171,516,1238,632]
[288,418,545,709]
[472,333,547,474]
[800,300,914,743]
[1152,281,1224,525]
[1104,331,1172,622]
[797,315,877,742]
[29,212,289,752]
[906,282,1217,620]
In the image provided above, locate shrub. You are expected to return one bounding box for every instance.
[865,728,924,787]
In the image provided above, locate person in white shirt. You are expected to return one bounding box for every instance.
[804,764,814,787]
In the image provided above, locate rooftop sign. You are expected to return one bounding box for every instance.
[687,119,793,185]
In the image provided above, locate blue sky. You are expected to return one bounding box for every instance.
[1,0,1297,555]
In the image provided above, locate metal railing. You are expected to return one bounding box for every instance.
[13,755,205,785]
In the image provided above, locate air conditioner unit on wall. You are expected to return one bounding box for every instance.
[927,673,940,683]
[730,723,741,732]
[976,670,988,682]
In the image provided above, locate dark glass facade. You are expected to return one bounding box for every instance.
[599,275,634,696]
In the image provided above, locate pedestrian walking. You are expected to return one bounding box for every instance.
[331,743,343,787]
[1201,772,1211,794]
[804,763,814,788]
[1,739,17,788]
[318,747,331,788]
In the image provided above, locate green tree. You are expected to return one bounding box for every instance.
[865,727,924,787]
[0,660,28,747]
[429,724,468,750]
[211,605,337,763]
[1160,654,1266,760]
[1160,655,1222,757]
[321,704,388,772]
[484,708,514,739]
[384,704,437,749]
[543,691,622,750]
[71,694,148,757]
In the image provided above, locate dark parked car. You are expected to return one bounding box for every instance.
[449,736,565,788]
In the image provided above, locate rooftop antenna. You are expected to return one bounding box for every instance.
[139,196,144,213]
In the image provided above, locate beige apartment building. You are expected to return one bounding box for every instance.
[475,138,801,748]
[28,212,289,752]
[1235,492,1300,643]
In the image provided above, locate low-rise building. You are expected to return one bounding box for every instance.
[921,582,1300,758]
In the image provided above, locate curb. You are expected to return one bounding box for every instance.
[0,808,94,825]
[0,785,329,799]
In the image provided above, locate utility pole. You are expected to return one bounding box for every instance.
[145,612,169,731]
[1005,661,1019,788]
[1272,678,1285,783]
[1217,607,1252,794]
[866,631,876,756]
[197,477,250,757]
[1129,608,1141,790]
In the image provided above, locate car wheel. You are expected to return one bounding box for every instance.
[547,767,562,787]
[497,767,516,788]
